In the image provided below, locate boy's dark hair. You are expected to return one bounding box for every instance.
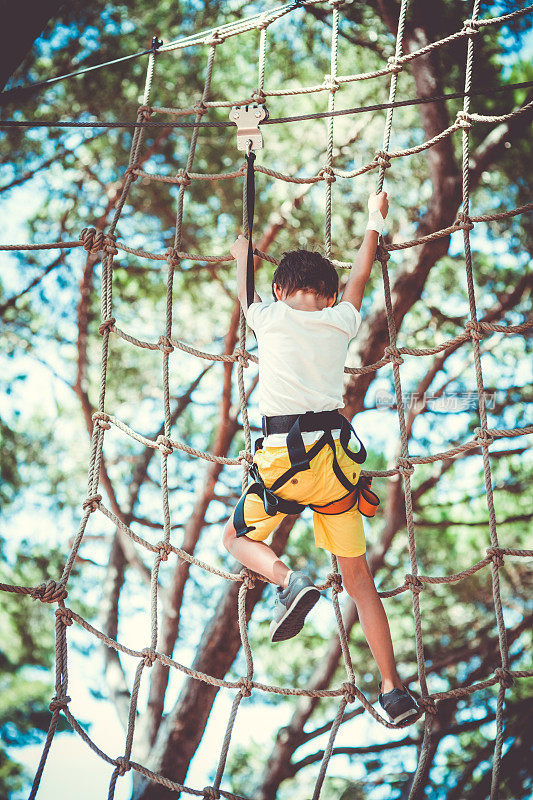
[271,249,338,300]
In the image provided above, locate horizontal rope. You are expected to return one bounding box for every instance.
[94,412,245,464]
[4,200,530,262]
[3,1,529,110]
[2,81,532,129]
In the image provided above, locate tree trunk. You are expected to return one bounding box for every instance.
[132,518,296,800]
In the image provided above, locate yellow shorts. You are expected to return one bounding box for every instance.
[232,438,366,558]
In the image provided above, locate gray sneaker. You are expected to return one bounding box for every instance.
[378,684,419,724]
[269,571,321,642]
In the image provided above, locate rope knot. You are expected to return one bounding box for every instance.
[79,227,105,254]
[55,606,73,626]
[156,540,173,562]
[98,317,116,336]
[454,211,474,231]
[156,435,173,456]
[233,347,250,368]
[49,695,71,712]
[404,573,424,594]
[103,233,118,255]
[238,677,253,697]
[202,788,220,800]
[176,169,192,187]
[375,149,391,169]
[387,56,402,74]
[83,494,102,512]
[256,14,270,30]
[158,335,174,354]
[464,319,483,339]
[396,457,415,477]
[29,579,67,604]
[486,546,505,568]
[252,89,267,103]
[137,104,152,121]
[238,450,254,466]
[418,695,437,715]
[124,165,140,182]
[375,243,391,263]
[456,110,472,129]
[318,166,336,184]
[494,667,514,688]
[240,568,257,590]
[115,756,131,776]
[206,30,225,45]
[462,18,479,36]
[142,647,157,668]
[93,411,111,430]
[327,572,343,594]
[474,427,494,448]
[56,606,73,628]
[384,345,404,366]
[323,74,340,93]
[342,681,356,703]
[166,247,181,267]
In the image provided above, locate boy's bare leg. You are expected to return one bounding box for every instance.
[337,554,403,694]
[223,519,291,587]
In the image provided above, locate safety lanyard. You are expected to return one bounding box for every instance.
[245,149,256,309]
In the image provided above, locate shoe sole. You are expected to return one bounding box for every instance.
[386,706,419,724]
[270,586,320,643]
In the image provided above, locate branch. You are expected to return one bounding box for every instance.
[291,710,498,772]
[414,512,533,528]
[0,254,63,315]
[0,132,104,194]
[470,90,533,186]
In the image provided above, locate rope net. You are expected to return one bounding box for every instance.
[2,1,532,798]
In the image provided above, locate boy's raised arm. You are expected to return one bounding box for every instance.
[231,234,262,312]
[341,192,389,311]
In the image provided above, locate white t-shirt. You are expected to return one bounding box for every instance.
[245,300,361,446]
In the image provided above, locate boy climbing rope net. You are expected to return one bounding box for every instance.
[223,190,419,725]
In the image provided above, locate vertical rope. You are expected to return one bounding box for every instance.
[107,660,145,799]
[367,0,437,790]
[210,578,255,796]
[29,606,70,799]
[312,697,348,800]
[258,20,267,95]
[161,41,217,549]
[29,49,159,800]
[456,3,509,797]
[376,1,407,192]
[324,1,339,258]
[371,0,430,706]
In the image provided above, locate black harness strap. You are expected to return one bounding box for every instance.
[245,149,256,309]
[233,411,371,537]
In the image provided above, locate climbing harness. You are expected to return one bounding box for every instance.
[233,410,380,536]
